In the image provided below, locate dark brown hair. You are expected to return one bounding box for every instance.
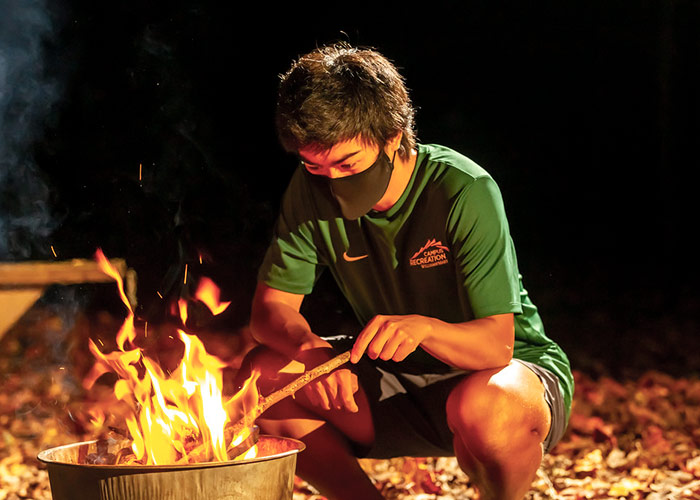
[275,43,416,160]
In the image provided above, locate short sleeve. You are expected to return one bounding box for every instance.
[446,176,522,318]
[257,170,324,295]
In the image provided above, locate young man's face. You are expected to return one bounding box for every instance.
[298,136,398,220]
[298,136,387,179]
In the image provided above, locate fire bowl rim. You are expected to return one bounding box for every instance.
[37,434,305,471]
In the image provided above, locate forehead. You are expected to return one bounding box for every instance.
[298,136,377,164]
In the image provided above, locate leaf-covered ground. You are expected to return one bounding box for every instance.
[1,304,699,499]
[293,371,700,499]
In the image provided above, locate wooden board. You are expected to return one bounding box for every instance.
[0,287,46,341]
[0,259,126,286]
[0,259,134,339]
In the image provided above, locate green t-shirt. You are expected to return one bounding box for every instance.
[259,144,573,416]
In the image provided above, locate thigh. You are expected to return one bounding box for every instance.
[323,334,469,458]
[513,359,568,453]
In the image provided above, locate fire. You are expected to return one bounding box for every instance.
[84,249,259,465]
[195,276,231,316]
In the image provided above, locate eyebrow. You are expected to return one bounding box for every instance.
[299,150,362,166]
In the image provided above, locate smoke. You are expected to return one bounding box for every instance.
[0,0,62,260]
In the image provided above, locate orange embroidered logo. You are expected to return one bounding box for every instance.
[343,251,368,262]
[409,239,450,269]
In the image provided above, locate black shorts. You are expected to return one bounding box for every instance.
[324,336,568,458]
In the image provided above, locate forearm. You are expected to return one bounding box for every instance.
[420,313,514,370]
[250,287,330,359]
[352,312,515,371]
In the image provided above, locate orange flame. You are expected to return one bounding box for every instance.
[178,298,189,327]
[85,249,259,465]
[195,277,231,316]
[95,249,136,350]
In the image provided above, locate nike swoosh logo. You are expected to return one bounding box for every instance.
[343,251,368,262]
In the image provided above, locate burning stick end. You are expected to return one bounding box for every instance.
[227,425,260,461]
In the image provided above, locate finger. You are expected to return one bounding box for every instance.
[317,381,332,411]
[351,315,384,363]
[351,371,359,393]
[308,380,331,411]
[336,370,359,413]
[302,383,319,408]
[322,374,340,410]
[393,336,419,362]
[367,320,395,360]
[379,328,405,361]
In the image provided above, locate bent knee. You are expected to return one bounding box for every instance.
[446,364,550,457]
[445,371,513,447]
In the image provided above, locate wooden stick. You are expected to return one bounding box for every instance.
[257,350,352,413]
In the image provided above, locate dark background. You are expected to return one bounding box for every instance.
[2,0,698,378]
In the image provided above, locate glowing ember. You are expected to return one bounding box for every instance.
[83,249,259,465]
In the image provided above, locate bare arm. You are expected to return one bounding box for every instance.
[249,282,331,358]
[351,312,514,371]
[249,281,359,412]
[420,313,514,369]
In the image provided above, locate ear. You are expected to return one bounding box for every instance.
[385,131,403,154]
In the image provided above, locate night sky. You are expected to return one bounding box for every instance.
[2,0,698,377]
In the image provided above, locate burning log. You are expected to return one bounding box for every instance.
[82,426,262,466]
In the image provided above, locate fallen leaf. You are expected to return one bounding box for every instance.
[608,477,645,496]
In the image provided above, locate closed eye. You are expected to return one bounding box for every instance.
[300,161,357,175]
[298,149,362,172]
[300,161,319,171]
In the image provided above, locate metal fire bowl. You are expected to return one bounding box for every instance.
[38,435,305,500]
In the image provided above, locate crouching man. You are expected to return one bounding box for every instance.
[240,43,573,500]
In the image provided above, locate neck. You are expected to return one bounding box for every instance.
[373,149,417,212]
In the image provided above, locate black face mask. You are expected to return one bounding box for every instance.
[327,150,395,220]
